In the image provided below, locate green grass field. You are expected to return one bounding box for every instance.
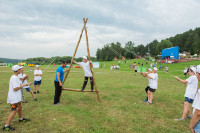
[0,59,200,133]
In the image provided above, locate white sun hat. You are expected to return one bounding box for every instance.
[12,65,21,71]
[36,65,40,68]
[148,68,152,72]
[153,67,157,72]
[197,65,200,73]
[83,56,87,60]
[190,67,197,75]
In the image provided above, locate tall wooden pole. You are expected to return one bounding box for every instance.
[60,20,86,100]
[62,20,87,85]
[83,18,101,102]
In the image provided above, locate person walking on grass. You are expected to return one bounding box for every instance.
[54,61,69,105]
[166,66,169,74]
[190,65,200,133]
[144,67,158,104]
[18,66,37,102]
[134,65,138,75]
[174,67,198,121]
[73,56,94,92]
[34,65,42,94]
[2,65,32,131]
[140,68,153,102]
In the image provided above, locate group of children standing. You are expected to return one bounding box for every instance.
[3,65,42,131]
[174,65,200,133]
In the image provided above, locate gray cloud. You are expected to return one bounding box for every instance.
[0,0,200,59]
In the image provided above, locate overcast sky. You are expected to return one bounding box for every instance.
[0,0,200,59]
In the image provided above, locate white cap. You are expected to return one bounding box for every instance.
[153,67,157,72]
[148,68,152,72]
[190,67,197,75]
[12,65,21,71]
[197,65,200,73]
[20,66,23,69]
[36,65,39,68]
[83,56,87,60]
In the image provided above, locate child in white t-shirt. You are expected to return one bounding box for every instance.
[190,65,200,132]
[18,67,37,102]
[174,67,198,121]
[34,65,42,94]
[145,67,158,104]
[74,56,94,91]
[2,65,33,131]
[140,68,153,102]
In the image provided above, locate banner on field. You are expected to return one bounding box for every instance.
[92,62,100,68]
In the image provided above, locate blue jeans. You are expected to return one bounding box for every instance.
[194,120,200,133]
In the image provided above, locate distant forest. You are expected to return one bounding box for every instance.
[0,58,22,63]
[96,27,200,61]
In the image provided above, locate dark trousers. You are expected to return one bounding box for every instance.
[54,81,62,104]
[82,77,94,90]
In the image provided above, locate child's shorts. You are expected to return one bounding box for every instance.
[10,102,22,111]
[34,80,42,85]
[194,120,200,133]
[145,86,150,93]
[185,97,194,104]
[148,88,156,92]
[24,87,31,92]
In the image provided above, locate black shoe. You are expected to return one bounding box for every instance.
[37,91,39,93]
[34,98,37,101]
[91,89,94,92]
[81,89,84,91]
[19,118,30,122]
[33,92,36,94]
[2,126,15,131]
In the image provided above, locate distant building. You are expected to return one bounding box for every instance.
[162,46,179,60]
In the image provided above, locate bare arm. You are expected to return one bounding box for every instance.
[174,76,188,84]
[14,82,33,91]
[73,61,79,65]
[190,110,200,133]
[57,72,62,86]
[147,74,153,79]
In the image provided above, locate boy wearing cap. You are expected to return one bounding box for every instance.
[190,65,200,133]
[34,65,42,94]
[174,67,198,121]
[140,68,153,102]
[73,56,94,91]
[18,67,37,101]
[145,67,158,104]
[2,65,32,131]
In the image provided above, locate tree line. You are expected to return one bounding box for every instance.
[22,56,97,65]
[96,27,200,61]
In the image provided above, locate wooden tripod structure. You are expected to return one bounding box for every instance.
[61,18,101,103]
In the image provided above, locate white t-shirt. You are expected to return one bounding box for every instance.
[184,75,198,99]
[7,75,22,104]
[147,73,153,86]
[149,73,158,89]
[34,69,42,81]
[79,62,92,77]
[18,73,29,89]
[192,89,200,113]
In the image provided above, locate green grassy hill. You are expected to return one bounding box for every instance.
[0,59,199,133]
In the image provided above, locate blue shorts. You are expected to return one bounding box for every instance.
[194,120,200,133]
[25,87,31,92]
[34,80,42,85]
[185,97,194,104]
